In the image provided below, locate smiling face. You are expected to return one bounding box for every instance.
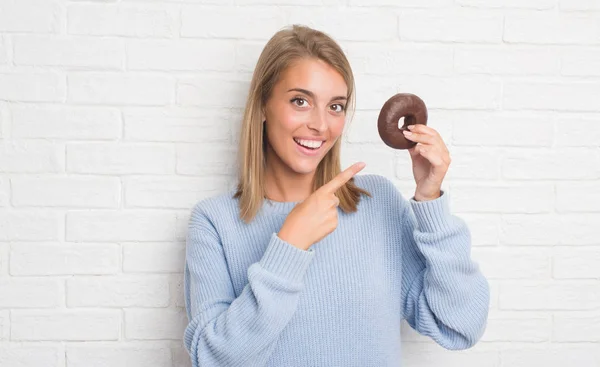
[262,57,348,177]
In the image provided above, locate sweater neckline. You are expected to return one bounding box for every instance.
[260,197,300,215]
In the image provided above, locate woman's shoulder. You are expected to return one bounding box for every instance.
[353,173,404,199]
[188,188,240,229]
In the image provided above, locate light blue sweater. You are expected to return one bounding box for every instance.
[183,174,490,367]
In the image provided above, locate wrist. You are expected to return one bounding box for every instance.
[414,190,441,202]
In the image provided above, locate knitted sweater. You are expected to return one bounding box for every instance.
[183,174,490,367]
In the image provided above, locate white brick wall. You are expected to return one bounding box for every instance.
[0,0,599,366]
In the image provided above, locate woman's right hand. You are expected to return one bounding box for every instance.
[277,162,366,251]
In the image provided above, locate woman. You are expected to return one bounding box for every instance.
[183,24,490,367]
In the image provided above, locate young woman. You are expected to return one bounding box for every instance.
[183,24,490,367]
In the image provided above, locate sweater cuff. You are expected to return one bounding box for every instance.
[258,233,315,284]
[409,190,454,233]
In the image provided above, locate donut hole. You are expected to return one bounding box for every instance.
[398,115,415,131]
[397,117,406,130]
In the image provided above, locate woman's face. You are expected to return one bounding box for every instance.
[262,57,348,176]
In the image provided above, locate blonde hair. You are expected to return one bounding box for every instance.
[234,24,372,223]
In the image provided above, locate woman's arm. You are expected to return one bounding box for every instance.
[399,190,490,350]
[183,208,315,367]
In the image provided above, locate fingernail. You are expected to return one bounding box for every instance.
[403,130,412,135]
[407,125,414,129]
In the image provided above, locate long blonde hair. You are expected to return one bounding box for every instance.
[234,24,372,223]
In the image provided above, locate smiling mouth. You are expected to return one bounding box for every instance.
[293,138,324,150]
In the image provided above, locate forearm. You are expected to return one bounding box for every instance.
[402,192,490,349]
[185,233,315,366]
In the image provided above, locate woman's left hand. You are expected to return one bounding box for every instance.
[402,124,450,201]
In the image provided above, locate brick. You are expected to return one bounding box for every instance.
[123,107,236,143]
[553,312,600,342]
[123,242,185,273]
[14,35,124,69]
[67,276,170,307]
[501,214,600,246]
[401,342,500,367]
[482,311,551,342]
[457,0,555,8]
[399,10,503,43]
[555,115,600,147]
[176,143,237,176]
[11,176,120,208]
[66,343,172,367]
[68,4,176,38]
[0,310,7,340]
[0,177,8,207]
[499,281,600,310]
[0,345,61,366]
[559,0,600,11]
[287,8,397,41]
[561,48,600,76]
[127,39,234,71]
[553,247,600,279]
[503,82,600,112]
[0,243,7,276]
[0,36,7,65]
[472,248,550,279]
[0,141,64,173]
[11,105,121,140]
[453,112,554,146]
[340,144,395,178]
[458,214,500,246]
[0,0,60,33]
[170,274,185,308]
[556,182,600,213]
[66,210,177,242]
[345,110,383,144]
[500,344,600,367]
[11,310,121,341]
[451,184,554,213]
[125,308,187,340]
[354,75,501,110]
[344,43,453,76]
[10,243,120,276]
[172,344,194,367]
[67,143,175,175]
[181,6,287,39]
[124,176,230,209]
[350,0,452,6]
[238,0,320,4]
[177,75,249,107]
[0,211,61,241]
[455,46,560,75]
[68,73,174,106]
[444,148,500,180]
[0,72,65,102]
[504,14,600,44]
[0,278,61,308]
[502,148,600,180]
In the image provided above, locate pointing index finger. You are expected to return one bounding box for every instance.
[320,162,366,194]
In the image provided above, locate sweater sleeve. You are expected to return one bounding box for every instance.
[183,209,315,367]
[398,189,490,350]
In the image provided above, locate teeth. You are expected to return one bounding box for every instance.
[294,138,323,149]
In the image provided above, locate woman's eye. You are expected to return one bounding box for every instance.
[331,104,345,112]
[292,98,307,107]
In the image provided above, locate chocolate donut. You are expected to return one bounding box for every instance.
[377,93,428,149]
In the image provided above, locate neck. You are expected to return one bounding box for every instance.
[264,145,315,203]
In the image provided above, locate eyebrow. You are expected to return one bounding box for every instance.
[287,88,347,102]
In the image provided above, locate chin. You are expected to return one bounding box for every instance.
[289,161,320,175]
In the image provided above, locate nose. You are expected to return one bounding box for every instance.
[307,110,327,133]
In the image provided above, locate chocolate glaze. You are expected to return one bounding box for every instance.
[377,93,428,149]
